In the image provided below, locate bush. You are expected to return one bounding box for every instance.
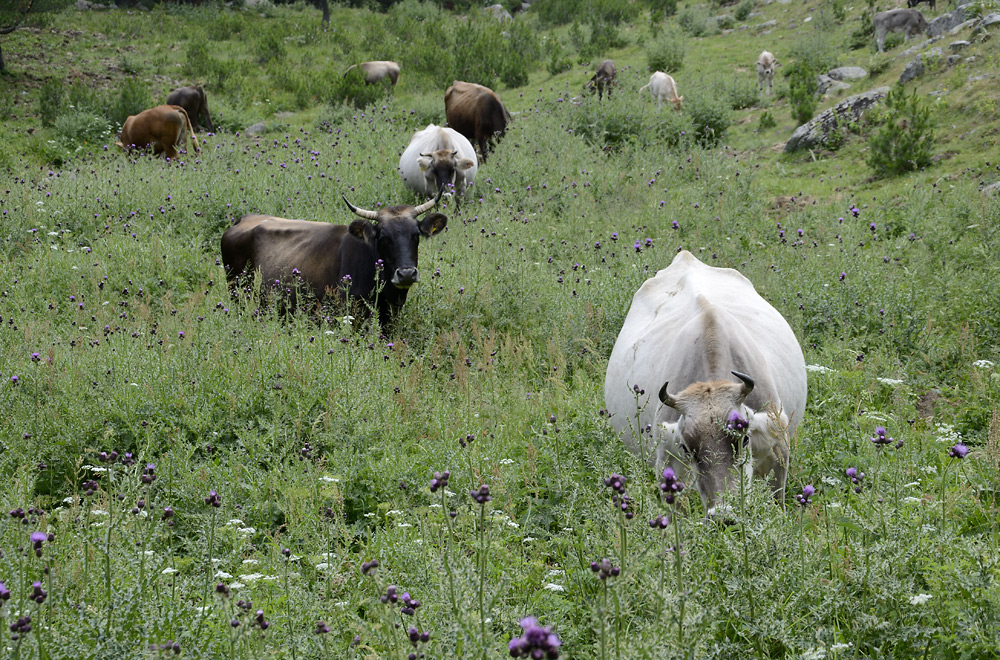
[677,5,719,37]
[546,37,574,76]
[53,109,112,148]
[448,13,539,88]
[786,60,818,125]
[734,0,752,21]
[646,26,685,73]
[686,94,730,146]
[38,78,64,128]
[725,75,759,110]
[758,110,776,130]
[253,28,286,65]
[568,98,687,151]
[849,0,876,50]
[329,66,392,110]
[866,86,935,177]
[645,0,678,18]
[108,78,151,128]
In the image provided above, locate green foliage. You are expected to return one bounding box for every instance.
[677,4,719,37]
[687,93,730,146]
[646,25,686,73]
[329,66,392,110]
[252,27,287,65]
[645,0,678,18]
[108,78,151,128]
[758,109,777,130]
[849,0,876,50]
[37,77,64,128]
[546,36,574,76]
[724,74,759,110]
[786,60,818,125]
[866,86,936,177]
[450,13,540,88]
[734,0,753,22]
[568,96,688,151]
[53,109,111,147]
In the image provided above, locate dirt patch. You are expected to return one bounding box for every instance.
[771,194,815,212]
[916,389,941,421]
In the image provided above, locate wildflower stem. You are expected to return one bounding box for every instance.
[600,580,608,660]
[940,459,952,533]
[673,510,684,648]
[104,463,115,638]
[284,557,298,660]
[477,500,488,660]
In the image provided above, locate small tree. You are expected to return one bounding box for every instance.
[1,0,72,73]
[866,86,935,177]
[786,60,818,125]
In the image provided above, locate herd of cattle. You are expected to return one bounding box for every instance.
[110,4,939,510]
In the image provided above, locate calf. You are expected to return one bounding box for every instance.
[639,71,684,111]
[585,59,617,99]
[166,85,213,132]
[756,51,776,95]
[117,105,199,160]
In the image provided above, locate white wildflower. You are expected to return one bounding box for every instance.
[334,601,349,608]
[921,465,938,475]
[215,571,233,579]
[543,583,565,592]
[801,648,825,660]
[242,559,259,565]
[342,315,354,326]
[162,567,179,575]
[522,537,536,543]
[903,481,921,488]
[506,520,520,528]
[429,503,442,509]
[315,563,330,571]
[261,576,279,582]
[227,519,245,527]
[364,513,376,518]
[62,496,75,504]
[830,642,852,653]
[909,593,933,605]
[972,359,995,369]
[499,458,515,465]
[902,496,923,504]
[90,467,107,473]
[821,476,839,487]
[397,523,413,528]
[240,573,264,582]
[319,476,340,483]
[561,527,574,532]
[386,510,403,516]
[825,502,842,509]
[238,527,256,536]
[144,550,155,556]
[91,509,108,516]
[229,582,245,590]
[545,569,565,578]
[805,364,833,373]
[877,377,904,386]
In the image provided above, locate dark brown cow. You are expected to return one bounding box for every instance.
[117,105,200,160]
[166,85,214,132]
[444,80,511,164]
[344,61,400,86]
[585,59,617,99]
[220,192,447,328]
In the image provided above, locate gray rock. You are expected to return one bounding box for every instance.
[754,20,777,31]
[900,47,943,83]
[972,12,1000,35]
[894,36,942,61]
[520,2,530,11]
[827,66,867,81]
[981,181,1000,195]
[827,81,852,95]
[816,74,833,95]
[785,86,891,153]
[949,19,978,35]
[245,123,267,136]
[77,0,114,8]
[928,4,977,37]
[946,54,961,66]
[968,73,989,81]
[949,40,970,50]
[486,3,512,21]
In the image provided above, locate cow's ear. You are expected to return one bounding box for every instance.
[349,219,377,242]
[416,156,432,172]
[457,158,475,171]
[419,213,447,238]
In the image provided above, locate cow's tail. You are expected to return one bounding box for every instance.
[178,105,200,153]
[638,82,651,94]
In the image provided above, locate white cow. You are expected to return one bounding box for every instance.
[756,51,776,95]
[604,251,807,514]
[345,61,401,86]
[398,124,478,199]
[639,71,684,111]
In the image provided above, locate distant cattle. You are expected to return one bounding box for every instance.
[907,0,935,11]
[756,51,776,95]
[345,61,400,86]
[117,105,199,160]
[874,8,929,52]
[605,251,807,515]
[166,85,213,132]
[399,124,478,199]
[639,72,684,111]
[220,193,446,328]
[444,80,511,164]
[585,59,617,99]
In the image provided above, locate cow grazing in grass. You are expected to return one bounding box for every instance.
[585,59,617,99]
[399,124,478,199]
[874,8,929,52]
[907,0,935,11]
[220,192,446,328]
[756,51,776,95]
[345,61,401,86]
[444,80,511,164]
[166,85,213,132]
[639,72,684,111]
[605,251,807,515]
[117,105,200,160]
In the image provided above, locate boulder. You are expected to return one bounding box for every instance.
[827,67,867,81]
[816,74,834,95]
[928,3,976,37]
[784,87,890,153]
[486,3,512,21]
[754,19,777,32]
[946,54,961,66]
[972,12,1000,36]
[893,36,942,61]
[900,47,943,83]
[949,40,970,50]
[245,122,267,136]
[980,181,1000,196]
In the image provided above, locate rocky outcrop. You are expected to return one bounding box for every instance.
[785,87,890,153]
[828,67,867,81]
[928,3,975,37]
[972,12,1000,35]
[486,3,512,21]
[900,47,943,83]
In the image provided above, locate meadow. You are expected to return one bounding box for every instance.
[1,0,999,658]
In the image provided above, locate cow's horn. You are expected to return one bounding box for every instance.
[731,371,755,399]
[658,381,678,408]
[413,189,443,215]
[342,194,378,221]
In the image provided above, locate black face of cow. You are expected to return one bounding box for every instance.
[346,203,447,291]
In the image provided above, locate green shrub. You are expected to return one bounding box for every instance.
[645,0,678,18]
[207,11,246,40]
[849,0,876,50]
[546,36,574,76]
[725,75,759,110]
[38,78,64,128]
[184,40,210,79]
[108,78,151,128]
[687,94,730,146]
[677,5,719,37]
[646,26,685,73]
[536,0,583,26]
[329,66,391,110]
[866,86,935,177]
[580,19,627,61]
[786,60,818,125]
[448,13,539,88]
[253,29,286,65]
[734,0,752,21]
[568,98,687,151]
[758,110,776,130]
[53,109,112,148]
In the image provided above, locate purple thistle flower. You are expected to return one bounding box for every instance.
[796,484,815,507]
[659,468,686,505]
[870,426,893,447]
[509,617,561,659]
[429,470,450,493]
[471,484,492,504]
[314,621,330,635]
[590,557,621,580]
[361,559,379,575]
[726,410,749,433]
[31,581,47,604]
[215,583,230,598]
[0,581,10,601]
[204,490,221,507]
[949,443,969,459]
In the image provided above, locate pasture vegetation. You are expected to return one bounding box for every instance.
[1,0,1000,658]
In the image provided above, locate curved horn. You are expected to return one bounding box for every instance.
[419,152,433,158]
[342,194,378,221]
[413,189,443,215]
[731,371,755,400]
[658,381,678,408]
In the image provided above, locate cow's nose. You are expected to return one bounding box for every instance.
[392,267,419,288]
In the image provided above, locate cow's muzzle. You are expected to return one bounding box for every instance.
[391,267,419,289]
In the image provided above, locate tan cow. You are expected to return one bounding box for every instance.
[640,72,684,111]
[117,105,200,160]
[344,61,401,86]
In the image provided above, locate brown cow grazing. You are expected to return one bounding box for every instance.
[585,59,617,99]
[166,85,214,132]
[117,105,200,160]
[220,192,447,328]
[344,61,401,86]
[444,80,511,164]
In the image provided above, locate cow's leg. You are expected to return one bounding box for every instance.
[478,137,489,164]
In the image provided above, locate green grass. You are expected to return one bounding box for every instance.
[1,1,1000,658]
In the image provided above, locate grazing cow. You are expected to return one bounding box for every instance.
[117,105,200,160]
[755,51,776,95]
[444,80,511,164]
[398,124,478,199]
[639,72,684,111]
[166,85,213,132]
[585,59,618,99]
[220,192,447,328]
[344,61,401,86]
[874,8,929,53]
[604,251,807,515]
[907,0,935,11]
